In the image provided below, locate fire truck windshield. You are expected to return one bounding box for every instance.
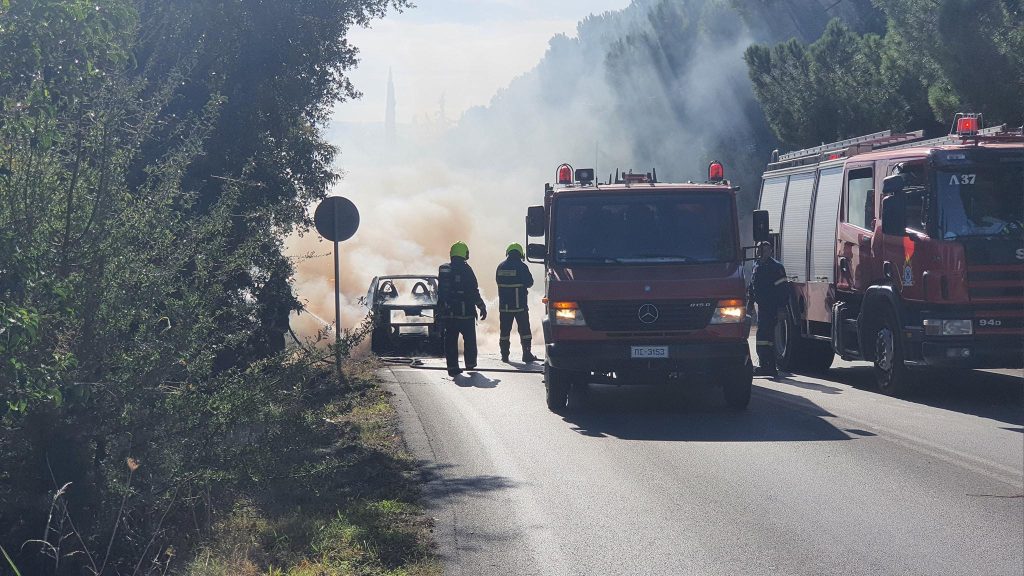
[553,192,736,265]
[936,163,1024,239]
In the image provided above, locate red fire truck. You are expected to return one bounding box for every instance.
[526,163,753,412]
[754,116,1023,394]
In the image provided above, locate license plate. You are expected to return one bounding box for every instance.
[631,346,668,359]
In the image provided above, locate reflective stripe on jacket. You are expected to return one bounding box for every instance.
[496,256,534,313]
[749,257,789,310]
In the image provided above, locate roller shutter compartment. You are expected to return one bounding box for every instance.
[781,172,815,282]
[810,167,843,283]
[759,176,788,233]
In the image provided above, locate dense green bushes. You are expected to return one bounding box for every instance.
[0,0,416,573]
[745,1,1023,148]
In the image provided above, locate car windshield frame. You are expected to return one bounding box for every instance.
[934,160,1024,240]
[372,276,439,306]
[551,190,739,266]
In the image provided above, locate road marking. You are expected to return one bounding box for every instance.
[756,388,1024,488]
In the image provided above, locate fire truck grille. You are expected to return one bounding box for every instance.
[581,300,717,332]
[967,267,1024,301]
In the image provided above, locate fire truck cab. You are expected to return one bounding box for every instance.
[755,116,1024,394]
[526,163,753,412]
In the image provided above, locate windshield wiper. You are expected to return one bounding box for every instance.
[627,253,698,262]
[560,256,625,264]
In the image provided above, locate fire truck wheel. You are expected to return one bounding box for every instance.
[774,306,800,371]
[801,339,835,372]
[775,306,834,373]
[723,358,753,410]
[873,309,913,395]
[544,363,571,412]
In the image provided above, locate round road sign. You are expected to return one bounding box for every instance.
[314,196,360,242]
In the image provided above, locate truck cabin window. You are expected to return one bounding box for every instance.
[937,162,1024,239]
[553,193,736,264]
[846,168,874,230]
[892,163,927,233]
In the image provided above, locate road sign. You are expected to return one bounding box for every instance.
[313,196,359,388]
[314,196,360,242]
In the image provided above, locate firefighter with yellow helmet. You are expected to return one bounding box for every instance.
[496,243,538,363]
[438,241,487,376]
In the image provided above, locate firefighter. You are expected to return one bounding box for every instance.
[496,243,538,363]
[748,240,788,377]
[438,241,487,377]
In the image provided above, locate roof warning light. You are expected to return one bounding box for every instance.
[557,163,574,185]
[708,161,725,183]
[953,113,981,135]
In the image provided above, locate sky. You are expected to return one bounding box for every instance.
[334,0,636,124]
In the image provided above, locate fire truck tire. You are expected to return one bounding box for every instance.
[544,363,571,412]
[873,308,914,395]
[723,358,753,410]
[776,306,834,373]
[800,339,835,372]
[774,306,801,372]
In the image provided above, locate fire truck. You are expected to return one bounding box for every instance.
[526,163,753,412]
[754,115,1024,394]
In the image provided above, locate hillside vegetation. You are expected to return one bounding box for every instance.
[1,1,439,574]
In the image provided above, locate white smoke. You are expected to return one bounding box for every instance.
[287,0,772,351]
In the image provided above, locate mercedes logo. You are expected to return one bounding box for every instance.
[638,303,660,324]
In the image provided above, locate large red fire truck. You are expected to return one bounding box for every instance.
[526,163,753,412]
[754,116,1023,393]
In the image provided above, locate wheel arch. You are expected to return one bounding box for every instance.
[858,285,903,362]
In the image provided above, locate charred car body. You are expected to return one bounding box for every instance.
[526,163,753,412]
[364,275,444,355]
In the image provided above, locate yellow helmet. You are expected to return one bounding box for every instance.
[506,243,524,258]
[450,241,469,259]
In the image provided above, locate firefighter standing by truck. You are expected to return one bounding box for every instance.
[496,243,538,363]
[748,241,788,377]
[438,241,487,377]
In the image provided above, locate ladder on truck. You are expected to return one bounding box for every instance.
[767,124,1014,171]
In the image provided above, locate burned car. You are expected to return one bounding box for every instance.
[364,275,443,355]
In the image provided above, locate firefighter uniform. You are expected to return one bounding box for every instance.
[748,247,789,375]
[496,243,537,363]
[438,242,486,376]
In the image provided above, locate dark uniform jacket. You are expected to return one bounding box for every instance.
[749,257,789,310]
[438,257,484,319]
[495,256,534,313]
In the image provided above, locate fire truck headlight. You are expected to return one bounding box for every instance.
[710,299,746,324]
[923,319,973,336]
[552,302,586,326]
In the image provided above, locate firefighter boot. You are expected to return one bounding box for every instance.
[521,344,538,363]
[500,338,511,363]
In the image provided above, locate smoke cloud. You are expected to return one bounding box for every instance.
[287,0,795,352]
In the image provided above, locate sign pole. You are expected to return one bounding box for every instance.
[312,195,359,389]
[333,206,343,387]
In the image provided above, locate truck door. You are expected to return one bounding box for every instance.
[881,160,928,298]
[836,164,876,291]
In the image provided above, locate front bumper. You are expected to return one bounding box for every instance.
[546,340,750,373]
[912,339,1024,368]
[903,329,1024,368]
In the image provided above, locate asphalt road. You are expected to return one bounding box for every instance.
[383,339,1024,576]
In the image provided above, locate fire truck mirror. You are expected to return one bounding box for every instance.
[526,243,547,263]
[527,205,546,237]
[752,210,770,243]
[881,191,907,237]
[882,174,906,196]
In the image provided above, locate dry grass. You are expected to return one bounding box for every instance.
[183,358,441,576]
